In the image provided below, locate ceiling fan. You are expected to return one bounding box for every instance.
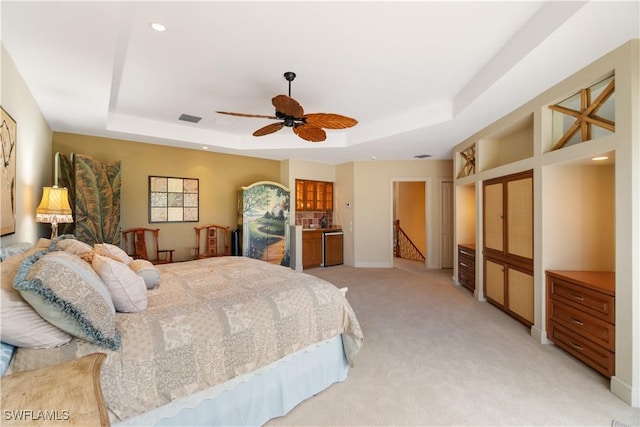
[216,72,358,142]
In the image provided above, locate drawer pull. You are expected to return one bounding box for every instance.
[569,341,584,351]
[570,317,584,326]
[570,293,584,302]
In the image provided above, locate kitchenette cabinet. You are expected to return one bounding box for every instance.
[302,230,323,268]
[302,228,343,269]
[295,179,333,211]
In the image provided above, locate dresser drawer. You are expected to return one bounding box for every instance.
[548,277,614,323]
[458,247,474,257]
[458,259,474,274]
[548,300,614,351]
[548,321,614,377]
[458,271,474,289]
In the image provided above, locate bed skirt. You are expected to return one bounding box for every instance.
[114,334,349,426]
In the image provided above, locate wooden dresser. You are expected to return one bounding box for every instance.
[457,244,476,292]
[546,270,615,377]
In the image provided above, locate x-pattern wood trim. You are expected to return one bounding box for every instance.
[549,78,615,150]
[458,144,476,178]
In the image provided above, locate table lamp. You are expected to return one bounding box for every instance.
[35,186,73,239]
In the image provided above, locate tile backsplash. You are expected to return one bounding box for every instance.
[295,211,333,229]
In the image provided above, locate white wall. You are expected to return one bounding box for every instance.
[0,44,52,247]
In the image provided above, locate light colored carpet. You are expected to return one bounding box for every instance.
[266,261,640,426]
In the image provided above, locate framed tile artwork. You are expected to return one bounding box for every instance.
[1,106,17,236]
[149,176,199,223]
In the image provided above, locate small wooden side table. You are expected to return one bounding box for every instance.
[1,353,109,426]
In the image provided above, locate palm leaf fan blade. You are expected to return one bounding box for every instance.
[304,113,358,129]
[216,111,278,119]
[272,95,304,118]
[294,124,326,142]
[253,122,285,137]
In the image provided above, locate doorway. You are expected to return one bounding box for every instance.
[392,179,428,270]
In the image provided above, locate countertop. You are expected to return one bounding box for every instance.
[302,227,343,232]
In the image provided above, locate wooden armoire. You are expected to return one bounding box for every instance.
[483,170,534,326]
[237,181,290,267]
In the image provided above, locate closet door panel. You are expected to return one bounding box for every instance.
[484,182,504,252]
[506,176,533,260]
[485,258,505,306]
[507,267,534,324]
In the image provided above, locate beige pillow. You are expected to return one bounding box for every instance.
[93,243,133,265]
[92,255,148,313]
[0,252,72,348]
[55,238,93,255]
[14,251,120,350]
[129,259,160,289]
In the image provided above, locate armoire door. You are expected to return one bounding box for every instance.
[483,182,504,253]
[484,258,505,307]
[506,176,533,260]
[507,267,534,324]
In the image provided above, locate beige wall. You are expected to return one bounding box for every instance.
[52,133,281,261]
[0,44,53,247]
[335,162,355,266]
[353,160,453,268]
[282,159,336,191]
[455,183,476,246]
[543,164,615,271]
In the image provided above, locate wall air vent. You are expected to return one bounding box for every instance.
[179,114,202,123]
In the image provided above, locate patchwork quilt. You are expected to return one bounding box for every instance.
[8,256,363,422]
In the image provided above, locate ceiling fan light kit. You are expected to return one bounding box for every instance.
[216,72,357,142]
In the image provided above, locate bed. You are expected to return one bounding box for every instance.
[0,237,363,426]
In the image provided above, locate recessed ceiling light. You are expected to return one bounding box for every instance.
[150,21,166,32]
[592,156,609,161]
[202,146,209,150]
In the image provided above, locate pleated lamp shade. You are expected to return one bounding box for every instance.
[36,186,73,238]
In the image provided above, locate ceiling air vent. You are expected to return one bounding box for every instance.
[179,114,202,123]
[414,154,432,159]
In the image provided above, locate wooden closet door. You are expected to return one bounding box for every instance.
[506,176,533,260]
[484,182,504,252]
[485,258,505,306]
[507,267,534,324]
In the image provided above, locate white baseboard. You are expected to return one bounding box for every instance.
[530,325,552,344]
[611,376,640,408]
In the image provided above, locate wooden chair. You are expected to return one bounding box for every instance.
[122,227,174,264]
[194,224,230,259]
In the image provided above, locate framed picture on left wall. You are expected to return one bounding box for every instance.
[1,107,17,236]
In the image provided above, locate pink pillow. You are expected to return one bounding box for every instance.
[93,243,133,265]
[92,254,147,313]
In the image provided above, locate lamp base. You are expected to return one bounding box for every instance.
[50,222,59,240]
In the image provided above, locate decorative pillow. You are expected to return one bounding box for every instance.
[0,252,72,348]
[94,243,133,265]
[129,259,160,289]
[13,251,120,350]
[0,242,33,262]
[51,235,93,255]
[0,342,15,376]
[92,254,147,312]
